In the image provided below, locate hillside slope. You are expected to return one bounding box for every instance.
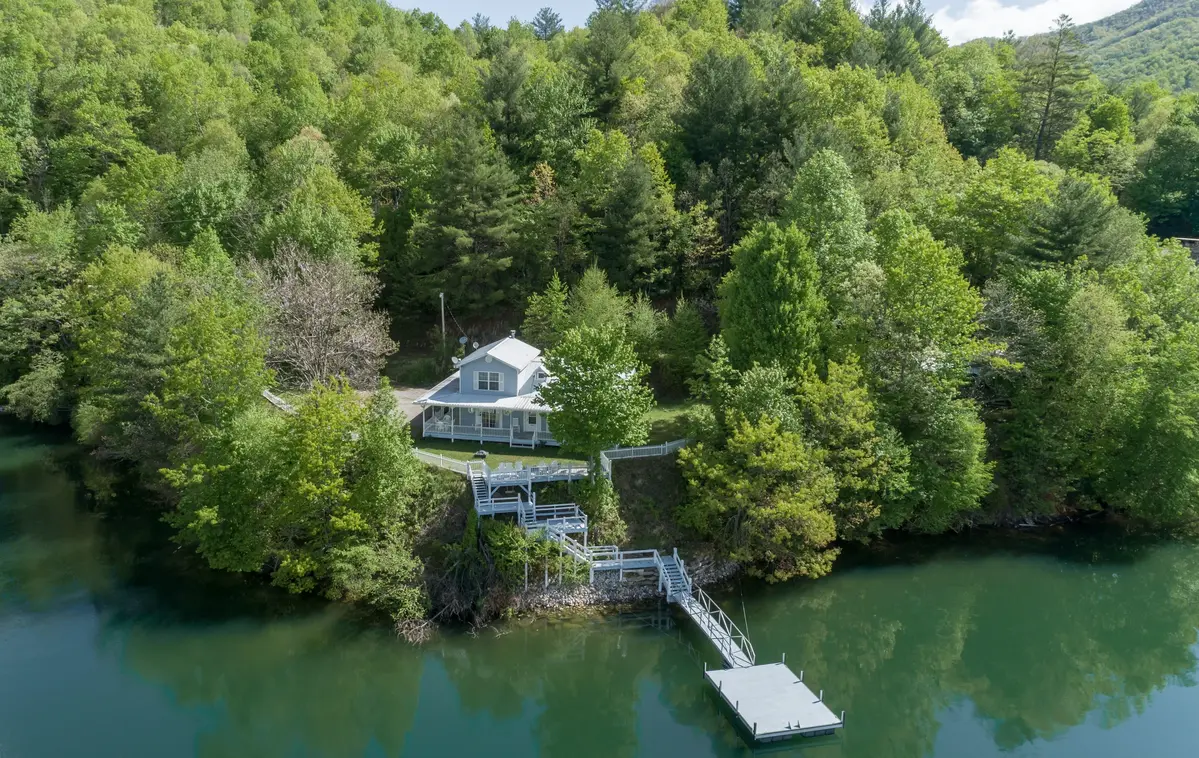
[1074,0,1199,91]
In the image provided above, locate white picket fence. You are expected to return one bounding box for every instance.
[413,449,471,475]
[414,439,691,482]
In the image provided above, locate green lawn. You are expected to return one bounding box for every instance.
[645,401,697,443]
[412,437,588,466]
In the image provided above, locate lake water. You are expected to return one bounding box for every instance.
[3,420,1199,758]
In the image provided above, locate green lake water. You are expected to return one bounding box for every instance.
[4,420,1199,758]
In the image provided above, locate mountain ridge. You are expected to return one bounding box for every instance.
[1071,0,1199,91]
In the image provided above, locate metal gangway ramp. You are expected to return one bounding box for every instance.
[440,457,844,744]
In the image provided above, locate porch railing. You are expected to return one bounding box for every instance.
[422,420,559,447]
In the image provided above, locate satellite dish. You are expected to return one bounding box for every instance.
[472,341,480,349]
[458,336,468,345]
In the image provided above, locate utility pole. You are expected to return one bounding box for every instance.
[439,292,446,351]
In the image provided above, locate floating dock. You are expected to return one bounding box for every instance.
[423,452,845,746]
[706,663,844,741]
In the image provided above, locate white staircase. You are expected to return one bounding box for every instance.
[470,466,490,504]
[658,552,689,601]
[466,456,755,669]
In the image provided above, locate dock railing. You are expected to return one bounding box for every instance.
[686,582,756,667]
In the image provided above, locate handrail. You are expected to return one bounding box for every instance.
[262,389,298,415]
[688,583,756,666]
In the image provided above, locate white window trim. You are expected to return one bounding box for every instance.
[527,412,539,427]
[478,409,499,428]
[475,370,503,392]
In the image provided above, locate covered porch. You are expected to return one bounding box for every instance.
[420,405,560,448]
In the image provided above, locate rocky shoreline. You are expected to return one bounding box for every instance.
[505,553,741,615]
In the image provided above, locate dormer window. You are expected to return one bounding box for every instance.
[476,371,502,392]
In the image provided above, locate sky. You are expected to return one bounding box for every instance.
[396,0,1142,44]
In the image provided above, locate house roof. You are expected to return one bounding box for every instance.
[414,371,552,412]
[458,334,541,371]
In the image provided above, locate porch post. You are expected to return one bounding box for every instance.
[451,407,456,442]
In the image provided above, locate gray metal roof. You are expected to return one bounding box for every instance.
[414,371,552,412]
[458,335,541,371]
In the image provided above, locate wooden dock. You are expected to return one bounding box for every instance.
[427,453,844,745]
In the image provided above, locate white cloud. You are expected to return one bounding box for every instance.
[931,0,1138,45]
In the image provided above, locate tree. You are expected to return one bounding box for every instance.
[255,129,378,264]
[249,243,395,389]
[409,116,523,321]
[575,3,638,121]
[626,293,665,367]
[592,158,667,291]
[1052,95,1136,190]
[867,0,946,79]
[539,325,654,462]
[532,7,564,40]
[143,288,271,462]
[719,222,826,372]
[658,298,709,395]
[798,357,910,539]
[166,379,433,621]
[781,149,874,299]
[1127,99,1199,237]
[565,265,630,333]
[849,211,994,530]
[521,270,570,348]
[1017,173,1144,270]
[0,208,78,419]
[983,270,1141,514]
[1018,15,1090,160]
[929,40,1020,159]
[679,416,839,582]
[936,147,1055,284]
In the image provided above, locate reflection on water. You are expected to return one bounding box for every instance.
[3,420,1199,758]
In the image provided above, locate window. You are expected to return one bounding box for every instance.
[476,371,502,392]
[527,413,539,427]
[479,410,499,428]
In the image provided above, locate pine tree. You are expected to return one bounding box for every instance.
[591,158,664,292]
[719,222,826,373]
[1019,15,1090,160]
[566,265,630,333]
[659,298,710,394]
[410,116,522,321]
[532,7,564,40]
[521,271,569,348]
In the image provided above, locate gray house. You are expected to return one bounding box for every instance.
[415,333,558,448]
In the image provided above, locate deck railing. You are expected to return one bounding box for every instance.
[423,420,560,447]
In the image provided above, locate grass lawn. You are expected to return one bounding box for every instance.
[412,437,589,467]
[646,401,697,443]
